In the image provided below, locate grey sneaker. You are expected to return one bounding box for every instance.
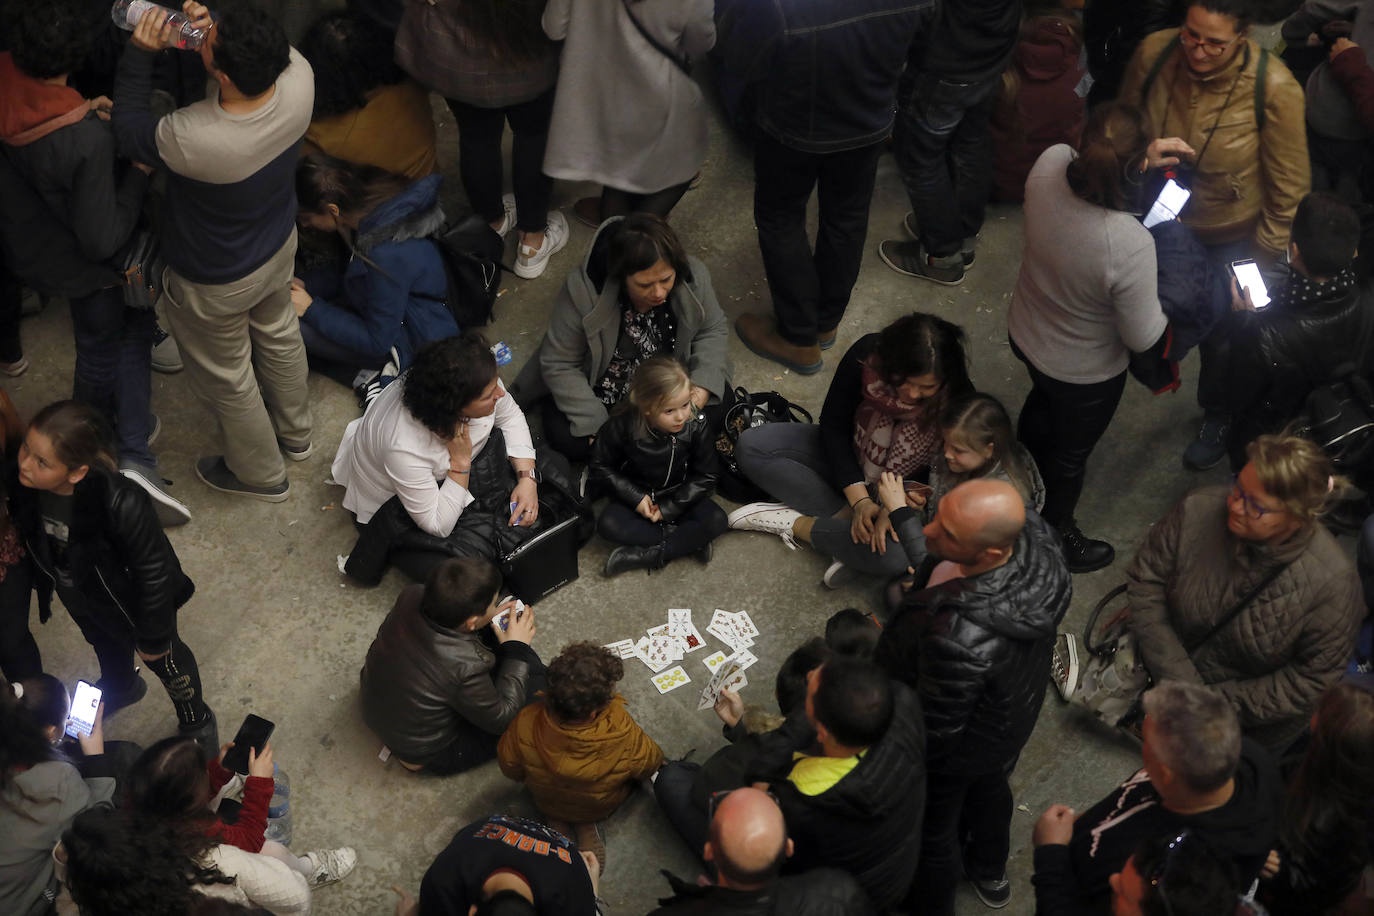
[902,211,977,267]
[878,239,965,285]
[194,456,288,503]
[1051,633,1081,701]
[120,461,192,527]
[1183,412,1230,470]
[970,874,1011,909]
[304,846,357,887]
[727,502,801,549]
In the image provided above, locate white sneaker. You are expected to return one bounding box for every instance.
[304,846,357,887]
[1051,632,1080,701]
[822,559,855,589]
[727,502,800,549]
[493,193,518,238]
[514,211,569,279]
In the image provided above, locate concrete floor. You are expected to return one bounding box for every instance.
[14,82,1292,916]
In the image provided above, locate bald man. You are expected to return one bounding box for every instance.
[876,478,1072,914]
[648,787,870,915]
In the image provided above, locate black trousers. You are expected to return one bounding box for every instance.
[907,765,1015,916]
[0,559,39,682]
[446,90,555,235]
[597,499,728,561]
[1012,339,1126,529]
[753,134,882,346]
[542,398,596,465]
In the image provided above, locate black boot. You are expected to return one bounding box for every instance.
[695,542,713,565]
[604,545,666,577]
[1058,522,1115,574]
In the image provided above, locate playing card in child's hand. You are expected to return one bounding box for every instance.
[730,648,758,671]
[720,670,748,694]
[652,666,691,694]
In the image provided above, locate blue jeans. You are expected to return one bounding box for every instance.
[68,285,155,467]
[895,71,1000,258]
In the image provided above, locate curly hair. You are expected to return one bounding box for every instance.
[124,736,219,836]
[211,3,290,98]
[401,331,497,440]
[545,642,623,722]
[298,11,404,119]
[2,0,93,80]
[63,807,232,916]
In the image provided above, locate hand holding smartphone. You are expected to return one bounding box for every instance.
[221,714,275,775]
[1231,259,1271,309]
[1142,177,1191,228]
[65,680,102,739]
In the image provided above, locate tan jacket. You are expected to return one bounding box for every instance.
[1124,486,1362,751]
[497,694,664,823]
[1120,29,1309,256]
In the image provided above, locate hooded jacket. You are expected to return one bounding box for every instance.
[0,52,148,299]
[512,217,730,437]
[877,509,1072,774]
[1126,486,1364,752]
[990,16,1086,202]
[589,410,719,522]
[497,694,664,823]
[11,466,194,655]
[299,173,457,370]
[359,584,542,764]
[744,682,926,910]
[1120,30,1309,257]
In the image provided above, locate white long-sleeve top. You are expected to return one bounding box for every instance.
[331,377,536,535]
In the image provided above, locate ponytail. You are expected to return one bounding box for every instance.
[1066,101,1151,211]
[29,400,117,474]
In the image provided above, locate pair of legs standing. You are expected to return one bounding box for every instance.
[162,231,313,500]
[907,764,1016,914]
[739,134,882,374]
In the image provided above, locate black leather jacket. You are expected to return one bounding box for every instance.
[359,584,540,764]
[648,868,871,916]
[877,510,1071,775]
[11,466,193,654]
[589,410,718,523]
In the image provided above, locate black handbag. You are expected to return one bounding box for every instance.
[713,386,812,503]
[113,229,166,311]
[1300,368,1374,472]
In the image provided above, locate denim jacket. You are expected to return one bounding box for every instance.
[716,0,934,153]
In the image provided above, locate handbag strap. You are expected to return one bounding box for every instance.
[621,0,692,76]
[1187,561,1289,654]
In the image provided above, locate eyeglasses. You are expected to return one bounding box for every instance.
[1229,475,1278,520]
[1179,27,1241,56]
[1148,831,1191,916]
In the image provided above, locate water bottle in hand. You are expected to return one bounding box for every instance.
[111,0,206,49]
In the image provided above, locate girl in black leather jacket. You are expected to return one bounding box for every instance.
[11,401,215,750]
[589,357,728,576]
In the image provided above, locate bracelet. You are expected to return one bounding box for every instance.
[850,495,872,509]
[449,467,470,476]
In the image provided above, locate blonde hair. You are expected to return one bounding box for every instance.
[625,357,691,437]
[1246,434,1348,523]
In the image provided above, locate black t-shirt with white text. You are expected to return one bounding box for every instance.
[38,491,75,588]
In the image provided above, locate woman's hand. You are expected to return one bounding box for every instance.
[77,702,106,757]
[689,385,710,412]
[509,477,538,527]
[1145,137,1195,170]
[247,741,275,779]
[868,508,895,555]
[289,278,312,318]
[714,688,744,728]
[849,497,880,544]
[636,494,662,522]
[88,96,113,121]
[876,472,908,513]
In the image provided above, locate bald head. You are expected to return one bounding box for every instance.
[943,479,1025,551]
[707,788,788,889]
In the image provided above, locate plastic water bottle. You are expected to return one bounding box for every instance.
[264,764,292,846]
[491,342,512,366]
[111,0,206,50]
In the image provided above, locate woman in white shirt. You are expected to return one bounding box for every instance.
[332,332,540,567]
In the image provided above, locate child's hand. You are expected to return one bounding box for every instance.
[636,495,662,522]
[876,472,906,513]
[77,702,106,757]
[714,689,744,728]
[248,742,274,779]
[498,603,536,645]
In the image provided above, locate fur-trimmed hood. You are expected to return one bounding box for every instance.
[354,173,446,254]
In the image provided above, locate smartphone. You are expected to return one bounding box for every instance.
[1231,259,1272,309]
[65,680,102,739]
[1142,178,1191,228]
[221,714,275,774]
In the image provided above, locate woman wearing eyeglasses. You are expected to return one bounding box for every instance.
[1119,0,1310,472]
[1124,434,1364,755]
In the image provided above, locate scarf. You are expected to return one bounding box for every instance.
[852,361,940,485]
[1273,265,1356,312]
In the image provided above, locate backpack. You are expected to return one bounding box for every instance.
[1139,35,1269,129]
[418,215,511,330]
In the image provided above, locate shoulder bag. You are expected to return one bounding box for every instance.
[621,0,693,76]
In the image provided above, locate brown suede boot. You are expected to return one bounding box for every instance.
[574,822,607,872]
[735,313,823,375]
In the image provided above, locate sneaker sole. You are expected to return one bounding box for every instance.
[735,330,824,375]
[195,464,289,503]
[822,560,855,589]
[120,467,192,527]
[513,215,570,279]
[280,442,314,462]
[877,243,965,285]
[726,502,790,529]
[1052,635,1080,701]
[972,886,1011,909]
[902,215,976,267]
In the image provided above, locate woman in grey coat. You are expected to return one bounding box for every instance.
[541,0,714,219]
[513,215,730,463]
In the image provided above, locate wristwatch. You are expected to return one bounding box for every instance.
[517,468,541,483]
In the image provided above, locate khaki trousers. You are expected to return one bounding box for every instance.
[161,231,311,488]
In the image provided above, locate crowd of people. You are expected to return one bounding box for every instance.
[1,0,1374,913]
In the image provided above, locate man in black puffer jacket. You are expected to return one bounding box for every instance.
[1226,191,1373,469]
[877,478,1071,915]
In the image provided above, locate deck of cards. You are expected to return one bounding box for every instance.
[602,607,760,699]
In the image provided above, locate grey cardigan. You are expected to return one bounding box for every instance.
[513,219,730,438]
[0,760,114,916]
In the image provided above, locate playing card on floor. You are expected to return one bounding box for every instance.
[634,636,673,673]
[731,610,760,640]
[603,639,636,659]
[652,666,691,694]
[702,650,728,673]
[667,608,693,636]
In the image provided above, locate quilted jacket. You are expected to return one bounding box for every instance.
[876,509,1072,775]
[1125,486,1363,751]
[497,694,663,823]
